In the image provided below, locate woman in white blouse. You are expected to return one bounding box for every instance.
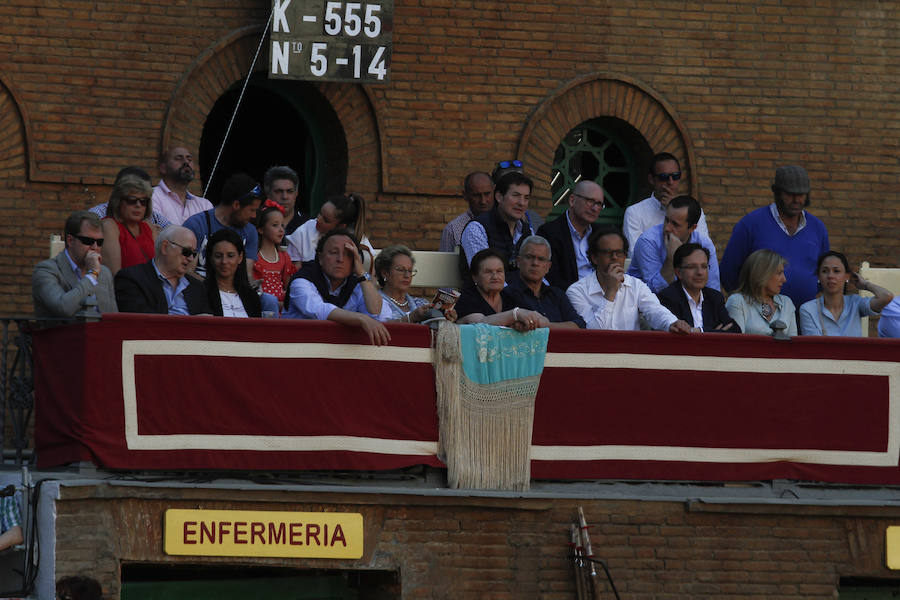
[204,229,276,317]
[725,249,797,336]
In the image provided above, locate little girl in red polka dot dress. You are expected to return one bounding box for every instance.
[252,200,296,307]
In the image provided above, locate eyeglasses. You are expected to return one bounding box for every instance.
[679,263,709,271]
[169,240,198,258]
[519,253,550,263]
[74,234,104,247]
[497,160,523,169]
[123,195,150,206]
[392,267,418,276]
[594,249,627,258]
[571,192,606,209]
[653,171,682,183]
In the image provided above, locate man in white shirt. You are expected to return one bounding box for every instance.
[623,152,709,255]
[566,226,691,333]
[151,146,212,225]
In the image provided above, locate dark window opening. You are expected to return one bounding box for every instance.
[121,563,399,600]
[199,75,348,217]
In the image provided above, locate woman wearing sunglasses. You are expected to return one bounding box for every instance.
[101,174,158,275]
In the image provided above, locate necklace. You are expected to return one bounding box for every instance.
[761,301,773,320]
[384,293,409,309]
[258,246,279,263]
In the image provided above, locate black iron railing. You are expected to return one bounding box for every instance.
[0,317,80,465]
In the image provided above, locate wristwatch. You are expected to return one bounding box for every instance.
[357,272,371,283]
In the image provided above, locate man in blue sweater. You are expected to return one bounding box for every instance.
[719,165,829,307]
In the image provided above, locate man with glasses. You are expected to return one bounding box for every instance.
[504,236,585,328]
[439,171,494,252]
[114,226,210,315]
[657,243,738,333]
[623,152,710,256]
[628,195,720,292]
[151,145,212,225]
[719,165,829,307]
[183,172,262,279]
[566,226,691,332]
[537,180,604,290]
[33,211,117,317]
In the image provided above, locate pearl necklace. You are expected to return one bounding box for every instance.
[384,293,409,309]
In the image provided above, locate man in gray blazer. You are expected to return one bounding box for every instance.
[32,211,117,318]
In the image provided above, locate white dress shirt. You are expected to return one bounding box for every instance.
[566,272,678,331]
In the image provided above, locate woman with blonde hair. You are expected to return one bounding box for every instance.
[725,249,797,336]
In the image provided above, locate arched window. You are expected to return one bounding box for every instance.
[549,116,652,226]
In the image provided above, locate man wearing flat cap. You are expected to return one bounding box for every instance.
[719,165,829,307]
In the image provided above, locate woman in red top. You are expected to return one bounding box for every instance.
[101,174,157,275]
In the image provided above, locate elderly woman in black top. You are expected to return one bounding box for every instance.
[455,248,548,331]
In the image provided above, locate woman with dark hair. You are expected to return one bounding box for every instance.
[286,193,374,267]
[204,228,276,317]
[101,173,158,275]
[725,248,797,336]
[455,248,548,330]
[799,251,893,336]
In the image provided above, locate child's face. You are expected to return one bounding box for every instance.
[260,211,285,244]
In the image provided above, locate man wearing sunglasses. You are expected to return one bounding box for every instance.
[33,211,117,317]
[623,152,710,256]
[183,172,262,279]
[719,164,829,307]
[114,226,210,315]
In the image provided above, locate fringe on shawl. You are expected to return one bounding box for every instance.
[434,321,540,491]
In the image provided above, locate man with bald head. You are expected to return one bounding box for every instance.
[114,226,210,315]
[439,171,494,252]
[536,180,604,290]
[152,145,212,225]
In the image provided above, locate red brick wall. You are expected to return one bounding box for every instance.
[2,0,899,314]
[54,484,897,599]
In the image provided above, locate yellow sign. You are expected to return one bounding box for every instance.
[887,526,900,569]
[164,509,363,559]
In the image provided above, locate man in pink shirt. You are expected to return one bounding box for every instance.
[151,145,212,225]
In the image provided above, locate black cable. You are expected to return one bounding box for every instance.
[583,556,622,600]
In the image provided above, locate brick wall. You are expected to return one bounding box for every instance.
[2,0,899,315]
[54,484,898,599]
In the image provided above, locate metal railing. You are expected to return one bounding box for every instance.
[0,317,78,466]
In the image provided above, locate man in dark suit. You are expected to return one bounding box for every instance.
[657,243,739,333]
[537,180,604,290]
[32,211,118,318]
[115,226,210,315]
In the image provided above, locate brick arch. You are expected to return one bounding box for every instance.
[161,27,381,197]
[517,74,697,213]
[0,71,29,181]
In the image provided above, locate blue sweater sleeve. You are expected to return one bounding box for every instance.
[719,218,751,293]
